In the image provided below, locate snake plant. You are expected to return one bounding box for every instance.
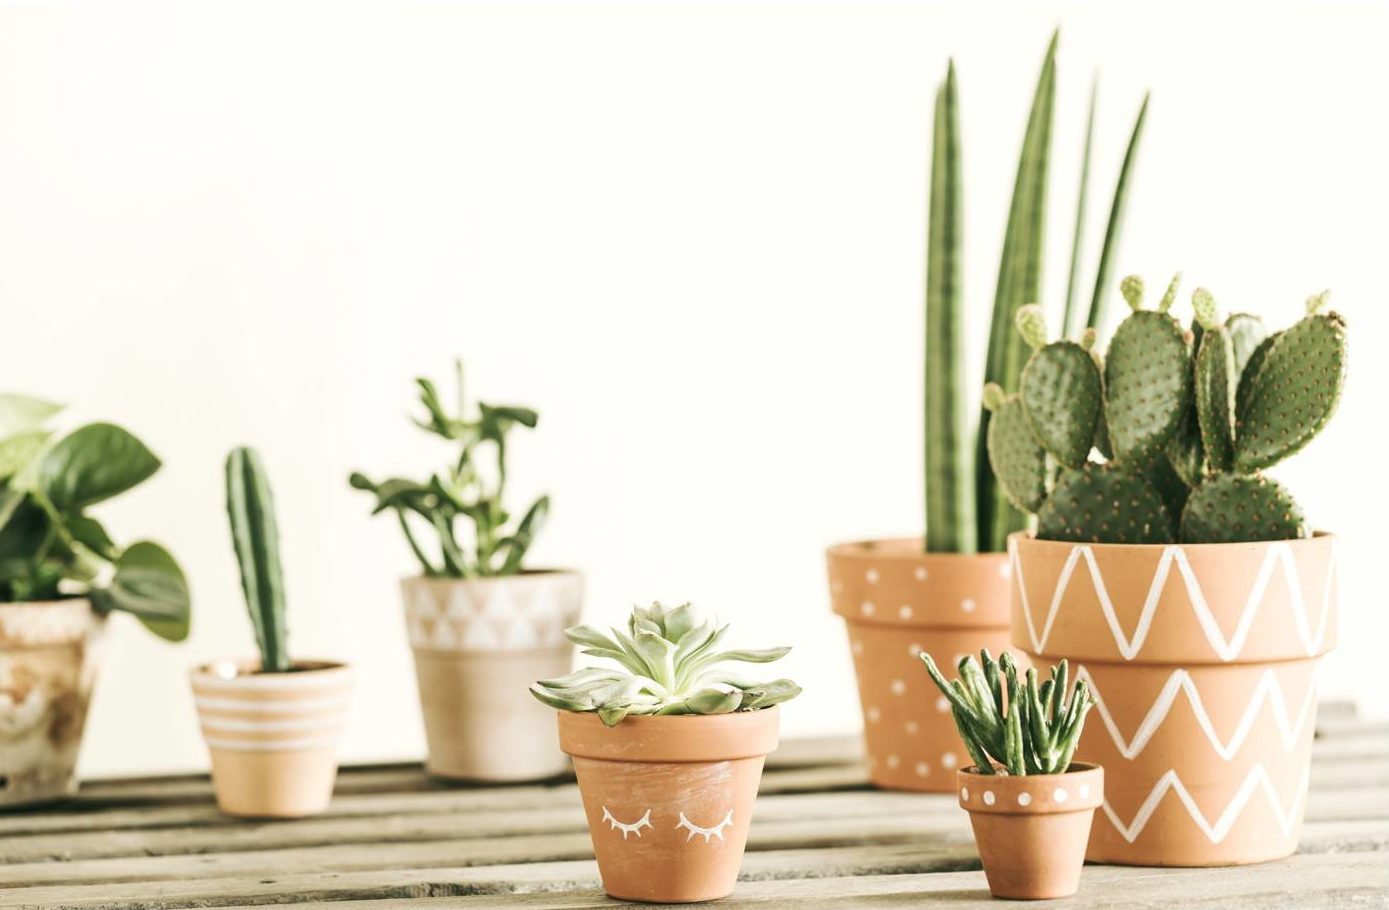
[922,650,1092,776]
[530,603,801,726]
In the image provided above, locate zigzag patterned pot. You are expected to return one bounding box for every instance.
[827,538,1013,792]
[401,571,582,781]
[1010,532,1337,866]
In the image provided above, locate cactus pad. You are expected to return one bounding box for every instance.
[1225,312,1268,378]
[1195,328,1237,472]
[1147,455,1189,537]
[1180,473,1308,543]
[1234,309,1347,471]
[1104,310,1192,467]
[1020,341,1102,468]
[986,393,1048,513]
[1036,462,1173,544]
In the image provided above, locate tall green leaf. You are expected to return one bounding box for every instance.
[1086,92,1150,333]
[1062,74,1099,339]
[226,447,289,671]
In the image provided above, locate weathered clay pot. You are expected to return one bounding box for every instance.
[190,659,352,817]
[959,762,1104,899]
[827,538,1012,792]
[559,708,780,903]
[0,599,105,807]
[1010,532,1336,866]
[401,571,581,781]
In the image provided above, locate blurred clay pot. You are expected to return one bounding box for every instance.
[191,659,352,817]
[959,762,1104,899]
[1010,531,1337,866]
[559,708,780,903]
[0,599,105,807]
[400,571,581,781]
[827,538,1013,792]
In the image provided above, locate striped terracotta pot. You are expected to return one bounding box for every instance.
[190,659,352,817]
[0,599,105,807]
[827,538,1013,792]
[400,571,581,781]
[1010,532,1337,866]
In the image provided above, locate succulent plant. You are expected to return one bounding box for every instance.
[923,34,1150,554]
[985,278,1347,544]
[530,603,801,726]
[922,650,1092,776]
[226,446,290,672]
[350,360,549,578]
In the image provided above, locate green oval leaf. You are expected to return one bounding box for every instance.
[38,423,161,509]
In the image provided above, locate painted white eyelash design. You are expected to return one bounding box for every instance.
[676,809,734,843]
[601,806,653,839]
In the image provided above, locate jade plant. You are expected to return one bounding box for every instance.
[924,33,1149,554]
[984,277,1347,544]
[0,393,190,640]
[350,361,548,578]
[922,650,1092,775]
[530,603,802,726]
[226,447,290,672]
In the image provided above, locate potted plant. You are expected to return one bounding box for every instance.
[989,280,1346,865]
[827,32,1149,792]
[0,395,190,807]
[351,362,579,782]
[922,650,1101,900]
[190,447,352,818]
[531,603,800,904]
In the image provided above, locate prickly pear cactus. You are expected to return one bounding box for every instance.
[1234,292,1347,472]
[1192,289,1237,472]
[1180,473,1308,544]
[1103,275,1192,466]
[1016,306,1102,469]
[1037,462,1173,544]
[984,383,1048,513]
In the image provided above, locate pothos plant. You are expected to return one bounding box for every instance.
[350,361,549,578]
[530,603,802,726]
[0,393,191,640]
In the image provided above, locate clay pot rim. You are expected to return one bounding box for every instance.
[191,658,352,688]
[1008,529,1335,553]
[827,537,1008,563]
[558,706,780,762]
[401,568,582,585]
[956,762,1104,815]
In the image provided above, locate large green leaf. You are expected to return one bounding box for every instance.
[37,423,162,510]
[94,540,191,642]
[0,431,50,482]
[0,394,63,438]
[1085,92,1150,332]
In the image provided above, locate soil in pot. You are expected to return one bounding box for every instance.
[559,708,781,903]
[190,659,352,818]
[827,539,1013,792]
[401,571,581,781]
[958,762,1104,900]
[1010,532,1336,866]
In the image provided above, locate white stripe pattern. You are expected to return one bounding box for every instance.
[202,735,343,752]
[198,715,347,733]
[1079,665,1318,761]
[192,693,352,714]
[1102,764,1310,844]
[1010,538,1337,662]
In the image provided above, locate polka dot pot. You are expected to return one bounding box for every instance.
[826,538,1014,793]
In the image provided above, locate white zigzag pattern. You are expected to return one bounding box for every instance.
[1102,764,1310,844]
[1010,538,1337,662]
[1078,665,1319,761]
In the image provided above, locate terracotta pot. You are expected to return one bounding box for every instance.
[1010,531,1337,866]
[190,659,352,817]
[559,708,780,903]
[827,538,1013,792]
[959,762,1104,900]
[0,599,105,807]
[401,571,581,781]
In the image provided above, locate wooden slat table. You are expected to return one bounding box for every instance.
[1,703,1385,908]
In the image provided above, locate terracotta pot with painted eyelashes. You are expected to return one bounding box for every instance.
[1010,531,1337,866]
[559,707,781,903]
[826,538,1015,792]
[190,659,352,818]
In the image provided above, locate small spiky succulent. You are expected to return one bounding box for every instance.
[922,650,1092,776]
[985,275,1347,544]
[530,603,801,726]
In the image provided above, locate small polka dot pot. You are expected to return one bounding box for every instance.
[957,763,1104,900]
[826,539,1014,793]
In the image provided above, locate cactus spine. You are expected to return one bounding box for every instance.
[985,275,1347,545]
[226,446,289,672]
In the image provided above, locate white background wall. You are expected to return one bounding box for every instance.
[1,0,1384,778]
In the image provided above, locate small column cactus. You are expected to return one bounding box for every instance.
[921,649,1092,775]
[985,277,1347,544]
[226,446,290,672]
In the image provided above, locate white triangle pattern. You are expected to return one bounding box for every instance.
[1102,764,1310,845]
[1010,538,1337,662]
[404,575,582,652]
